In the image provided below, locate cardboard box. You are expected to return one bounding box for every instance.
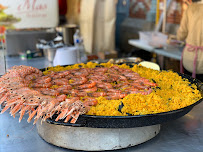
[98,50,118,60]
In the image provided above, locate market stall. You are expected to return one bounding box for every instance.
[0,0,203,152]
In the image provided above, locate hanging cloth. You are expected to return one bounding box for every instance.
[79,0,116,54]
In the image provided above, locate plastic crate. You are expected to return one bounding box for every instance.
[139,31,168,48]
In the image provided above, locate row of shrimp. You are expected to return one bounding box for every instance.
[39,65,157,100]
[0,64,158,124]
[38,65,157,100]
[0,65,96,124]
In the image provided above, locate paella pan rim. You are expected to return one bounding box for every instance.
[81,97,202,119]
[46,98,202,128]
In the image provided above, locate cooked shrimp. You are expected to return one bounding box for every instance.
[83,98,98,106]
[27,107,39,123]
[108,74,128,82]
[70,111,80,123]
[30,82,52,88]
[74,68,89,77]
[56,85,72,92]
[143,81,158,87]
[10,101,24,116]
[105,89,122,93]
[55,98,83,121]
[33,97,57,123]
[35,88,60,96]
[131,82,149,90]
[52,78,69,85]
[67,89,79,94]
[1,105,11,114]
[33,76,52,83]
[64,114,72,123]
[96,82,112,89]
[114,82,129,88]
[105,92,127,100]
[51,97,80,118]
[83,86,97,92]
[19,105,31,122]
[72,91,87,97]
[9,65,42,78]
[87,74,108,82]
[55,94,67,102]
[88,91,107,97]
[65,100,86,123]
[48,70,70,79]
[46,99,60,113]
[25,73,41,81]
[77,81,96,89]
[70,76,88,85]
[122,72,140,78]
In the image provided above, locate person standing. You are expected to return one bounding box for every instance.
[177,0,203,82]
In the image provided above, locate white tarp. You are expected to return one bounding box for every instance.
[80,0,116,54]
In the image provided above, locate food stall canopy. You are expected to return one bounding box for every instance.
[0,0,59,29]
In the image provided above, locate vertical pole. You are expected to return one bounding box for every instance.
[162,0,167,33]
[0,36,6,75]
[156,0,160,25]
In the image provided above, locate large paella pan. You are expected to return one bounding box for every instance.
[0,62,202,128]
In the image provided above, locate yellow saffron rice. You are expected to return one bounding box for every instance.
[43,62,202,116]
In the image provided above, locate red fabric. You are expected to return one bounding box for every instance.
[58,0,67,15]
[0,26,6,34]
[0,26,6,43]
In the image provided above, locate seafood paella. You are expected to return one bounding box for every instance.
[0,62,202,125]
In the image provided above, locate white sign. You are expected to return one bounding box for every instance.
[0,0,59,29]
